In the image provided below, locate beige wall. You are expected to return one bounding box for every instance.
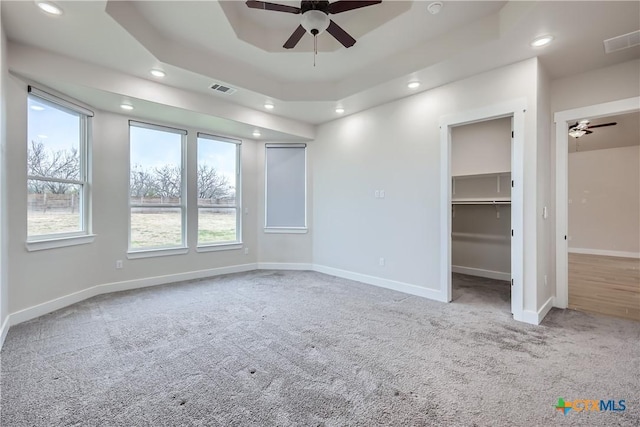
[1,7,9,333]
[568,145,640,255]
[551,60,640,113]
[536,61,553,309]
[451,117,511,176]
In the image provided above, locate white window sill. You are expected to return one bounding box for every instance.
[26,234,96,252]
[263,228,308,234]
[127,247,189,259]
[196,242,243,253]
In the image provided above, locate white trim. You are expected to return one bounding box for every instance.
[439,98,526,321]
[258,262,313,270]
[25,234,96,252]
[568,248,640,259]
[127,247,189,259]
[196,243,243,253]
[0,316,9,350]
[263,228,308,234]
[7,263,258,327]
[521,296,554,325]
[314,264,448,302]
[554,97,640,309]
[452,266,511,281]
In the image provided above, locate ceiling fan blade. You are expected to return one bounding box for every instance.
[585,130,593,134]
[246,1,301,14]
[326,19,356,48]
[283,25,306,49]
[328,0,382,14]
[588,122,617,129]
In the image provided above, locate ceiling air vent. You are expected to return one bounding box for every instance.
[603,30,640,54]
[210,83,237,95]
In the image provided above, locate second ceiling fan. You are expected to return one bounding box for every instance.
[246,0,382,49]
[568,119,617,138]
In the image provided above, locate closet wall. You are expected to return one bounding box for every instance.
[451,117,512,280]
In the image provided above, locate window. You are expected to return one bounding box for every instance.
[27,87,92,244]
[197,133,241,246]
[129,121,186,252]
[264,144,307,232]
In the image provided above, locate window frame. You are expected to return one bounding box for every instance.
[264,143,308,234]
[26,87,95,251]
[127,120,188,257]
[196,132,242,250]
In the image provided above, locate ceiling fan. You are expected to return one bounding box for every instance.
[568,119,617,138]
[246,0,382,49]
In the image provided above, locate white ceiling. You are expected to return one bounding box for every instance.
[2,1,639,135]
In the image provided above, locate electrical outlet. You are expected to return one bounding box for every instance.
[380,190,385,198]
[244,247,249,255]
[374,190,380,198]
[116,260,123,269]
[379,257,385,266]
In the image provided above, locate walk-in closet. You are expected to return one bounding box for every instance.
[450,117,512,312]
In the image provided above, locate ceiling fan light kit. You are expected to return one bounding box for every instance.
[246,0,382,52]
[301,10,330,36]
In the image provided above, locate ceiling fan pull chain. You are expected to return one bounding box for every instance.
[314,34,317,67]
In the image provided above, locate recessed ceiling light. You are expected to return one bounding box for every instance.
[30,105,45,111]
[36,1,63,16]
[150,69,166,78]
[253,130,261,137]
[530,35,554,48]
[427,2,443,15]
[335,107,345,114]
[120,104,134,111]
[407,81,421,89]
[264,102,274,110]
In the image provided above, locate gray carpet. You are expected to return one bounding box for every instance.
[1,270,638,426]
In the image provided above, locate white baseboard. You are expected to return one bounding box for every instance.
[0,316,9,349]
[520,296,554,325]
[568,248,640,259]
[313,264,448,303]
[452,265,511,281]
[8,263,258,327]
[257,262,313,271]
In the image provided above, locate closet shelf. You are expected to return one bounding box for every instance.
[452,198,511,205]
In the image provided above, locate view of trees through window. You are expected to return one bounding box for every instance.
[27,95,86,238]
[129,124,185,249]
[197,135,239,245]
[128,128,239,250]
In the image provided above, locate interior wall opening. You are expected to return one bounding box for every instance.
[566,111,640,321]
[450,117,513,314]
[554,97,640,316]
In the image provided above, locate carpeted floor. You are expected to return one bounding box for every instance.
[1,271,638,426]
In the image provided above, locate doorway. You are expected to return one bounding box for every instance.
[440,99,525,321]
[554,97,640,316]
[564,111,640,320]
[450,118,512,313]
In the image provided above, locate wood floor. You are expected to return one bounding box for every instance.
[569,253,640,321]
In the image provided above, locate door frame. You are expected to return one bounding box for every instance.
[553,97,640,308]
[440,98,526,321]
